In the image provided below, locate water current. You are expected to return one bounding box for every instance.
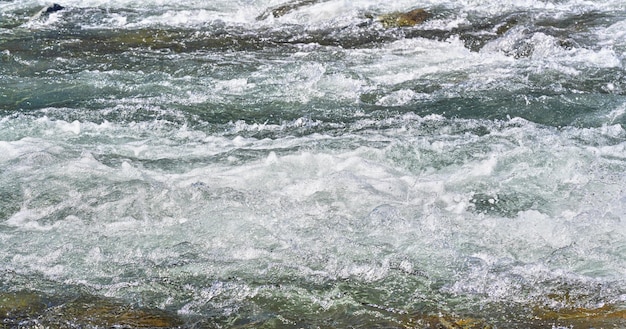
[1,0,626,327]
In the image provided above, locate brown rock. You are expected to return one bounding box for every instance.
[533,304,626,328]
[0,290,184,328]
[378,9,431,28]
[45,296,184,328]
[0,291,48,320]
[403,313,492,329]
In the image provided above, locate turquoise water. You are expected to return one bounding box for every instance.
[1,0,626,327]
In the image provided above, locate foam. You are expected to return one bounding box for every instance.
[2,117,625,312]
[58,120,81,135]
[6,209,54,231]
[132,10,231,28]
[2,0,626,321]
[0,141,21,163]
[375,89,420,106]
[214,78,254,94]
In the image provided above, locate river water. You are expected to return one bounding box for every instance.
[1,0,625,327]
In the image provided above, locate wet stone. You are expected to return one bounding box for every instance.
[44,297,185,328]
[378,9,431,28]
[532,304,626,329]
[0,291,48,322]
[0,291,184,329]
[45,4,65,14]
[1,287,625,328]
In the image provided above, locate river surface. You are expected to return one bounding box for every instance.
[1,0,625,327]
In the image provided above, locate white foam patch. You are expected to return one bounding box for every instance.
[103,12,127,26]
[0,141,22,163]
[1,115,625,309]
[483,27,621,70]
[318,74,366,102]
[273,0,359,26]
[599,20,626,48]
[360,37,491,86]
[253,62,327,103]
[466,156,498,177]
[132,10,232,28]
[58,120,81,135]
[214,78,255,94]
[6,209,53,231]
[376,89,423,106]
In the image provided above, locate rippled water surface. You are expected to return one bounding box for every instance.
[1,0,626,327]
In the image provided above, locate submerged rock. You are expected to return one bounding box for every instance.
[0,290,184,328]
[533,304,626,328]
[495,18,519,36]
[0,291,48,321]
[220,300,626,329]
[377,8,431,28]
[469,192,538,217]
[2,289,625,328]
[403,313,492,329]
[45,296,185,328]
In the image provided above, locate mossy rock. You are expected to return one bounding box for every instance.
[401,313,492,329]
[533,304,626,328]
[496,18,519,36]
[0,291,48,320]
[44,295,184,328]
[0,290,183,328]
[378,9,431,28]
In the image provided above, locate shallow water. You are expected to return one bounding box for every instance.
[1,0,626,327]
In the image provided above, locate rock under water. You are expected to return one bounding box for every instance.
[0,290,184,329]
[377,8,431,28]
[4,288,623,328]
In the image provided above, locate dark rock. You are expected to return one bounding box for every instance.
[496,18,519,36]
[45,3,65,14]
[29,3,65,21]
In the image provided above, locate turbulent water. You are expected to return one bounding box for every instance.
[1,0,626,327]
